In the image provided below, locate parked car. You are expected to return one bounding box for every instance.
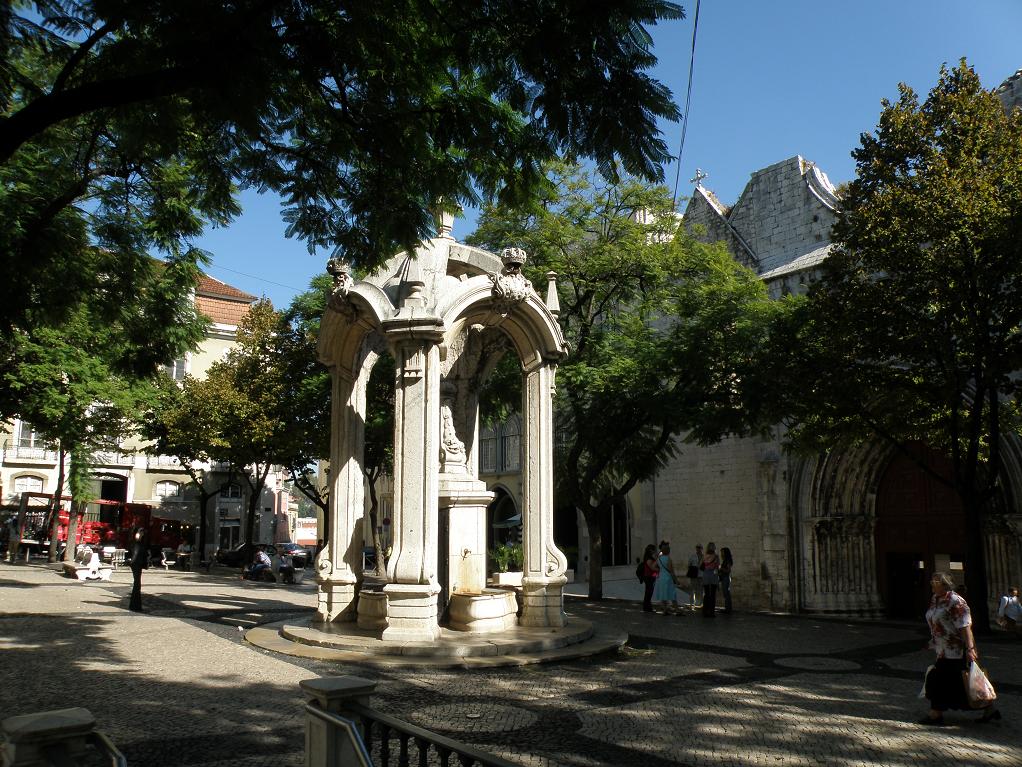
[214,542,276,568]
[277,542,311,569]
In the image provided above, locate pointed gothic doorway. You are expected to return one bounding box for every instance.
[875,444,967,619]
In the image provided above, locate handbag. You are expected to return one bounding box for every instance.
[965,662,997,708]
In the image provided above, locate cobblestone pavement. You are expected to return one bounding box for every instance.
[1,561,1019,766]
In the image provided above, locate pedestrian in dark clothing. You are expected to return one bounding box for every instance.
[641,543,659,612]
[719,546,734,613]
[128,528,148,612]
[701,542,720,617]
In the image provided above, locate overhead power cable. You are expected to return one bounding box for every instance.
[672,0,701,208]
[206,263,305,295]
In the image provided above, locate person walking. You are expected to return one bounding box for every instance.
[701,542,720,617]
[996,586,1022,637]
[127,527,148,613]
[641,543,659,613]
[719,546,734,613]
[652,541,682,615]
[686,543,703,610]
[920,571,1000,725]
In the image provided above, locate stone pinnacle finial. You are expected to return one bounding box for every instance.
[438,210,455,239]
[545,271,560,316]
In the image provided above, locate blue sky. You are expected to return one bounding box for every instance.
[194,1,1022,308]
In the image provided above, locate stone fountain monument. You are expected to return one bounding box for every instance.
[312,215,571,642]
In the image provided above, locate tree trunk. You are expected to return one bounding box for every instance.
[584,509,603,600]
[197,489,213,562]
[245,492,257,546]
[243,463,270,547]
[962,489,991,634]
[63,500,83,562]
[287,469,330,543]
[320,499,331,543]
[47,446,67,563]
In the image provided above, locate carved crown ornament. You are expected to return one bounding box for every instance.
[488,247,534,317]
[326,258,357,317]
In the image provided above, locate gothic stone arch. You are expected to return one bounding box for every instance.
[790,437,1022,616]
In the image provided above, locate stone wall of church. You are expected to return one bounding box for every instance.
[643,433,793,610]
[725,157,838,275]
[995,69,1022,113]
[682,189,758,272]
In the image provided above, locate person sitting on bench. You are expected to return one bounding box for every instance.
[247,546,272,579]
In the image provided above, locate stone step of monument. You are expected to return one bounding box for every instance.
[245,618,627,668]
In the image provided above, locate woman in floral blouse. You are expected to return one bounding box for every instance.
[921,571,999,725]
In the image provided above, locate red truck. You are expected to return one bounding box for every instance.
[13,493,186,555]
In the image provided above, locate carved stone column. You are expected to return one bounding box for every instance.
[381,320,445,641]
[520,362,568,627]
[315,366,364,623]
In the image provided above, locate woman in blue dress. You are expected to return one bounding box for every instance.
[652,541,682,615]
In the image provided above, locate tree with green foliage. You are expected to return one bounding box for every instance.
[470,164,778,598]
[272,278,332,538]
[782,61,1022,631]
[206,300,288,546]
[1,1,684,402]
[144,292,328,556]
[141,376,241,559]
[1,16,223,418]
[5,304,149,561]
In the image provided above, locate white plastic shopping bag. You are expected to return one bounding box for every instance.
[919,664,934,699]
[966,663,997,708]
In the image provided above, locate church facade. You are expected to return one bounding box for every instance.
[618,71,1022,617]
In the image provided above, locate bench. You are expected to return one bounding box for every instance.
[62,552,114,582]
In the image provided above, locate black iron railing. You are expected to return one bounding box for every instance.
[308,701,522,767]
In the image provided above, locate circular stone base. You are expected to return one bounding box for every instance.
[245,616,626,667]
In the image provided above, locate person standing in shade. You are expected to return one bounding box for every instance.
[686,543,703,609]
[127,527,148,613]
[920,571,1000,725]
[997,586,1022,637]
[701,542,720,617]
[641,543,659,613]
[719,546,734,613]
[652,541,682,615]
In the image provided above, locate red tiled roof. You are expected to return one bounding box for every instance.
[196,295,252,326]
[196,274,258,301]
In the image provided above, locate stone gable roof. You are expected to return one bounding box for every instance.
[684,68,1022,288]
[683,156,838,278]
[995,69,1022,113]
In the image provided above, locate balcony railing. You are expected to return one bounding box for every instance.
[1,442,59,463]
[147,454,183,469]
[91,450,136,467]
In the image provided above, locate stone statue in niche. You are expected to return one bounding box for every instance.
[440,400,467,473]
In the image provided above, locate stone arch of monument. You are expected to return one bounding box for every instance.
[315,222,569,641]
[789,435,1022,615]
